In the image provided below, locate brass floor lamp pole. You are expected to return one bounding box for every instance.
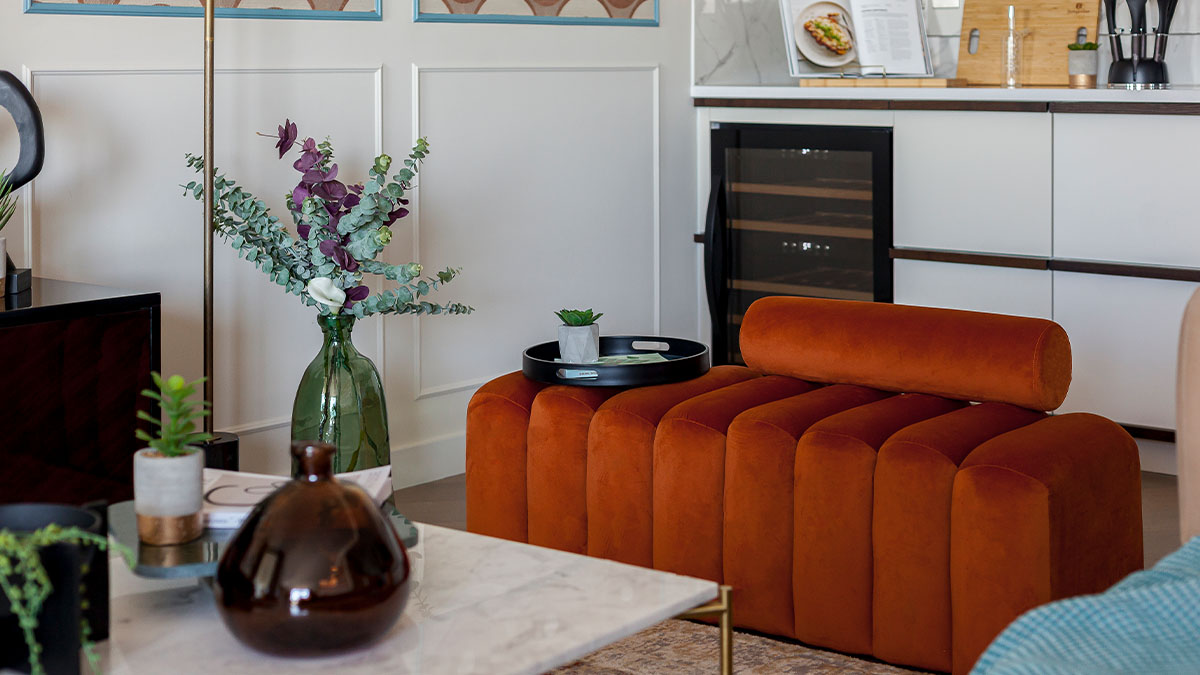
[203,0,215,432]
[200,0,239,469]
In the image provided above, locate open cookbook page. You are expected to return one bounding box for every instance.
[202,466,393,529]
[779,0,932,78]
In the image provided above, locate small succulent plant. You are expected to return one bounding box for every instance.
[556,308,603,326]
[135,373,213,457]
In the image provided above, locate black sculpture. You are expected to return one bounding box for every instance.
[0,70,44,293]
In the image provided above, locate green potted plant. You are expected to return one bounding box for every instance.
[556,308,603,363]
[184,121,472,473]
[1067,42,1100,89]
[133,373,212,546]
[0,171,16,295]
[0,505,132,675]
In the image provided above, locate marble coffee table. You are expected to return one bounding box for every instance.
[97,523,727,674]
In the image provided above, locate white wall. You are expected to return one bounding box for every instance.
[0,3,697,486]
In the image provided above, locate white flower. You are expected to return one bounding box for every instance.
[307,277,346,312]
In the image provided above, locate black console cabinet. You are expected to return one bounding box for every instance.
[0,278,159,505]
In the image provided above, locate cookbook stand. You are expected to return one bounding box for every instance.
[797,64,960,87]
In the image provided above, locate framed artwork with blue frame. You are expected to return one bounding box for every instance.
[24,0,383,21]
[414,0,658,26]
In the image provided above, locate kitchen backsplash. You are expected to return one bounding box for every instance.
[695,0,1200,87]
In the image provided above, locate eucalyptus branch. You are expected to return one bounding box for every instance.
[183,126,470,319]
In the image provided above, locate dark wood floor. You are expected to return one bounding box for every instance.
[396,471,1183,568]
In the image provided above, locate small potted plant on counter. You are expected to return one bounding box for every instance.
[556,308,603,364]
[134,373,212,546]
[0,505,132,675]
[1067,42,1100,89]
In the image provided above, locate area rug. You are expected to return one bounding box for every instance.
[554,620,930,674]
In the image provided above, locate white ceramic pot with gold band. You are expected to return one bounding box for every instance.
[133,448,204,545]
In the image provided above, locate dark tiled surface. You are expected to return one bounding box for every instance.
[1142,472,1181,567]
[393,474,466,531]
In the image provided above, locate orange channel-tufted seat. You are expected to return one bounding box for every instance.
[465,297,1143,673]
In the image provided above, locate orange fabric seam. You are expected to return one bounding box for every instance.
[603,407,659,429]
[739,417,803,442]
[960,463,1052,499]
[666,415,733,436]
[471,391,538,414]
[888,440,961,469]
[1029,324,1056,410]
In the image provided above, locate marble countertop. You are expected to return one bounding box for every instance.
[693,84,1200,104]
[97,523,718,674]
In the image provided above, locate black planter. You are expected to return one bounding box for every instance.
[0,504,103,675]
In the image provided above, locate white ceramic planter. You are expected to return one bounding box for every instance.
[1068,50,1099,89]
[133,448,204,545]
[558,324,600,363]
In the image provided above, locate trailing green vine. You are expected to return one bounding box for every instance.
[0,524,133,675]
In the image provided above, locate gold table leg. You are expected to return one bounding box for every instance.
[677,584,733,674]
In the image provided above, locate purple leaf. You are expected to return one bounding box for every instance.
[294,152,319,173]
[346,285,370,301]
[297,224,311,240]
[385,206,410,226]
[291,184,309,210]
[275,119,298,159]
[318,239,338,258]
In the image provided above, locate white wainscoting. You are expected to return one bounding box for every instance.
[27,66,381,475]
[407,65,661,401]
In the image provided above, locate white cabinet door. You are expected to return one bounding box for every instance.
[894,259,1052,319]
[1054,271,1199,426]
[894,111,1052,257]
[1054,114,1200,268]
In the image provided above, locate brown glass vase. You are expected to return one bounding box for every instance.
[214,441,410,656]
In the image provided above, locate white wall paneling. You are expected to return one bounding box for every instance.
[0,0,696,486]
[1053,113,1200,268]
[893,259,1053,319]
[410,65,661,400]
[893,111,1052,257]
[1054,271,1198,427]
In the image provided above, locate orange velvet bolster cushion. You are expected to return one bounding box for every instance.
[739,297,1072,411]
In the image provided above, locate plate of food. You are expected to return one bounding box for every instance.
[794,1,856,68]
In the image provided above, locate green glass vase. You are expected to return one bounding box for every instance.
[291,314,390,474]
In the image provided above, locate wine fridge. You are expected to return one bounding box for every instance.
[704,122,893,365]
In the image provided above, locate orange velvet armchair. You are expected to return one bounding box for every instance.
[466,297,1143,673]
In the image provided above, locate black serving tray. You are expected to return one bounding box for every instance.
[523,335,710,387]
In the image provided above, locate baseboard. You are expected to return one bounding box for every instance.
[1137,438,1177,476]
[390,432,466,490]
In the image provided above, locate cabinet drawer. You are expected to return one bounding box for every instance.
[894,259,1052,319]
[1053,114,1200,267]
[1054,271,1198,426]
[894,111,1051,257]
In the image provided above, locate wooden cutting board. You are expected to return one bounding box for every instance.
[956,0,1100,86]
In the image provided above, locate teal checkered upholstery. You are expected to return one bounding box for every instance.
[974,537,1200,674]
